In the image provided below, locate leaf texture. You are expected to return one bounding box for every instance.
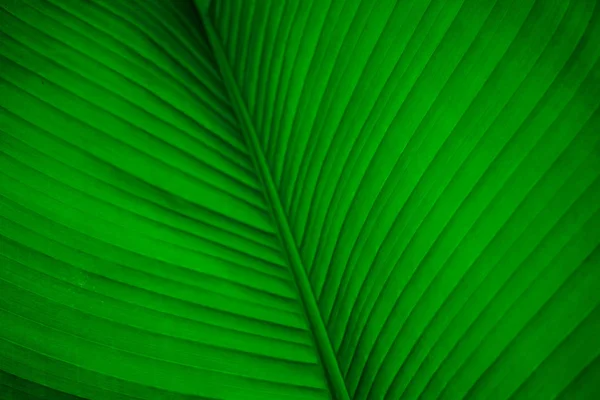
[207,0,600,399]
[1,0,600,399]
[0,0,330,398]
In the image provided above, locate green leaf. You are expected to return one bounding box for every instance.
[2,0,600,399]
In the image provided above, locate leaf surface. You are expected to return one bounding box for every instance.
[2,0,600,399]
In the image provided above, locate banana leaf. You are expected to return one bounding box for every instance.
[1,0,599,399]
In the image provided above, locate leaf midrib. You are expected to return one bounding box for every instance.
[198,8,351,400]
